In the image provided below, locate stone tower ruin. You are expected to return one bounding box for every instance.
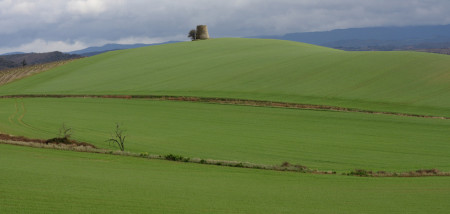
[196,25,210,40]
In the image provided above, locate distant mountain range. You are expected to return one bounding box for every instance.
[254,24,450,51]
[1,52,27,56]
[68,41,180,56]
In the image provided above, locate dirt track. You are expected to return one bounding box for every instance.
[0,94,448,120]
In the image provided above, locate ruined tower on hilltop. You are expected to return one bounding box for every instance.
[196,25,210,40]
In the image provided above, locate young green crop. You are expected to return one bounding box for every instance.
[1,98,449,172]
[1,38,449,214]
[1,144,449,214]
[0,38,449,116]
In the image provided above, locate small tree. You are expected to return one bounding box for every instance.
[106,123,126,151]
[45,123,72,144]
[59,123,72,139]
[22,59,27,67]
[188,29,197,41]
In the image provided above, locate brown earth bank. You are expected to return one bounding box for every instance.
[0,94,448,120]
[0,133,96,148]
[346,169,450,177]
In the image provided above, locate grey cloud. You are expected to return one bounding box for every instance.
[1,0,450,52]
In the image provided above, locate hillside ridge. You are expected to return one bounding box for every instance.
[0,38,449,116]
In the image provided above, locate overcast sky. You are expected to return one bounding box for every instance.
[1,0,450,53]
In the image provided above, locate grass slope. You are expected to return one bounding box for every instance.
[1,98,449,172]
[0,38,449,116]
[1,144,449,214]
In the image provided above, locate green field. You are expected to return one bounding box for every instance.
[1,144,449,214]
[1,98,449,172]
[0,38,449,116]
[0,38,449,213]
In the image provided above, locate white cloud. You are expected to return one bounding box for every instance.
[0,34,189,54]
[109,34,188,45]
[67,0,107,15]
[0,39,87,54]
[9,1,35,15]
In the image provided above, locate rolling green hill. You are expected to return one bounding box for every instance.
[1,38,449,213]
[0,38,449,116]
[0,38,449,171]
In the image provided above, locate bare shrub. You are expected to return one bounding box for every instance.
[106,123,126,151]
[46,123,72,144]
[59,123,72,139]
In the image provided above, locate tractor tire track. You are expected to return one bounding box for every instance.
[6,100,47,133]
[16,100,50,133]
[8,100,19,124]
[17,101,31,128]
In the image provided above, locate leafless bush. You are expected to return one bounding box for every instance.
[59,123,72,139]
[106,123,126,151]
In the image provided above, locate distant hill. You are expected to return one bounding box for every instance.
[255,24,450,51]
[68,41,180,56]
[0,51,81,70]
[1,38,449,117]
[0,58,16,70]
[0,52,26,56]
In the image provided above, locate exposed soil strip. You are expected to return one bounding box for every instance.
[0,133,97,148]
[345,168,450,177]
[1,94,449,120]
